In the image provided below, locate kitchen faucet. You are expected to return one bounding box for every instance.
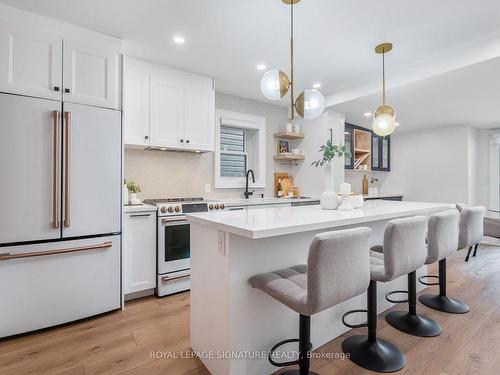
[244,169,255,199]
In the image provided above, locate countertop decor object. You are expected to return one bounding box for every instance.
[126,180,141,205]
[338,182,354,211]
[259,0,325,120]
[312,129,351,210]
[372,43,397,136]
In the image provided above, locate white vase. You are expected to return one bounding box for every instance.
[320,163,338,210]
[321,191,338,210]
[129,192,140,205]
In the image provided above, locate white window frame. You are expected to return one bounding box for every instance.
[215,109,266,189]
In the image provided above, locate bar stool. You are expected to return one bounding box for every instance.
[249,227,372,375]
[457,205,485,262]
[418,209,469,313]
[342,216,429,372]
[372,215,442,337]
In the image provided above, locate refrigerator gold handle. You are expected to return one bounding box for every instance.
[52,111,60,229]
[0,242,112,261]
[64,111,71,228]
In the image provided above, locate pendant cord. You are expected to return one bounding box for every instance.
[382,51,386,106]
[290,1,295,119]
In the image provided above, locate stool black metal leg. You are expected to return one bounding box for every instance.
[279,314,319,375]
[472,243,479,257]
[342,280,405,372]
[418,259,469,314]
[465,246,473,262]
[386,271,442,337]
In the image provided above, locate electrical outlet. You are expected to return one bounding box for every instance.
[205,183,211,193]
[217,231,225,254]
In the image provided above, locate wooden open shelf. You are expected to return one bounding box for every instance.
[274,154,305,161]
[274,132,305,140]
[353,129,372,171]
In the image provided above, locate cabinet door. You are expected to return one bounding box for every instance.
[123,67,150,146]
[123,212,156,294]
[63,39,119,109]
[381,137,390,171]
[344,124,354,169]
[0,94,62,244]
[0,235,120,338]
[371,134,381,170]
[62,103,121,238]
[184,74,215,152]
[149,70,184,148]
[0,23,62,100]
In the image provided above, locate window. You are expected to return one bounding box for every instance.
[215,109,266,189]
[220,126,247,177]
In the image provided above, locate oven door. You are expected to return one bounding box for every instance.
[157,216,191,274]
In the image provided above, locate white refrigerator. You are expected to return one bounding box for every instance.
[0,93,122,338]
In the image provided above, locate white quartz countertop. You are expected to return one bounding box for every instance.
[223,197,319,207]
[123,204,157,213]
[187,200,454,239]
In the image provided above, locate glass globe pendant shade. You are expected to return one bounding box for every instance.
[295,89,325,120]
[260,69,290,100]
[372,105,396,136]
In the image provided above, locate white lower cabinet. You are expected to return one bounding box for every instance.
[0,235,121,338]
[123,212,156,295]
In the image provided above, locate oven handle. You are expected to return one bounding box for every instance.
[161,217,187,224]
[161,273,190,282]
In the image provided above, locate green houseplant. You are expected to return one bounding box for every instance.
[312,132,351,210]
[126,181,141,204]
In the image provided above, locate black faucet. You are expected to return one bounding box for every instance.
[244,169,255,199]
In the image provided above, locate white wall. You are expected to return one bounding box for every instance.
[379,125,472,204]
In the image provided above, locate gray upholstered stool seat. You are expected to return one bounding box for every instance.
[249,265,308,315]
[250,227,372,375]
[457,205,486,261]
[368,215,442,338]
[418,209,469,314]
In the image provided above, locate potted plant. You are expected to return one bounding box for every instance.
[312,131,351,209]
[126,181,141,205]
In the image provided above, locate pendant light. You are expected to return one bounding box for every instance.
[372,43,396,136]
[260,0,325,120]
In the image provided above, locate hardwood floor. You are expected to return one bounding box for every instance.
[1,244,499,375]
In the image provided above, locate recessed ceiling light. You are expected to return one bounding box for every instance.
[313,82,321,89]
[173,35,185,44]
[364,112,372,117]
[395,122,400,126]
[256,64,267,71]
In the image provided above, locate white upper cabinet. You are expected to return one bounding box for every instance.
[149,69,185,149]
[123,63,150,146]
[63,39,120,109]
[184,73,215,152]
[0,23,62,100]
[0,19,120,109]
[123,56,215,152]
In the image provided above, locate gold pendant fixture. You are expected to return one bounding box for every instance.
[260,0,325,120]
[372,42,397,136]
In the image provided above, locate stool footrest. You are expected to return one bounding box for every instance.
[418,274,439,286]
[386,290,409,304]
[342,309,368,329]
[268,338,300,367]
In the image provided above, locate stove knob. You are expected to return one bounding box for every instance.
[220,203,225,210]
[167,206,174,213]
[214,204,220,210]
[174,206,181,213]
[209,204,214,210]
[160,207,167,213]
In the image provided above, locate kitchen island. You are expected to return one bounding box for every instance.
[187,200,453,375]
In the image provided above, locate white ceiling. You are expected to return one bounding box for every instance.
[333,57,500,132]
[1,0,500,105]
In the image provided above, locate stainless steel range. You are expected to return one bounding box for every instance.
[143,198,225,296]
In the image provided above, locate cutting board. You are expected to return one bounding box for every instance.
[274,173,291,196]
[281,177,294,196]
